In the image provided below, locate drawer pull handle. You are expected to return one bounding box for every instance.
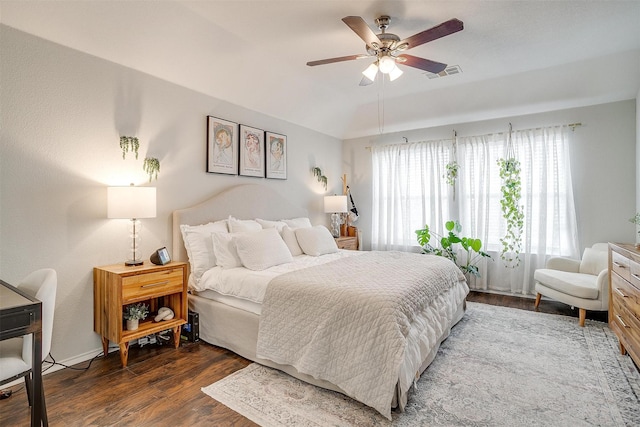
[141,281,170,288]
[633,274,640,281]
[616,315,630,328]
[615,288,627,298]
[613,262,627,269]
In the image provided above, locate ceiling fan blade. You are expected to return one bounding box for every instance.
[307,54,368,67]
[398,18,463,50]
[342,16,382,48]
[397,54,447,74]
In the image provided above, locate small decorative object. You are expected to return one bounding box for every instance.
[629,213,640,248]
[123,302,149,331]
[415,220,491,278]
[239,124,265,177]
[207,116,238,175]
[444,131,459,199]
[150,247,171,265]
[312,167,327,190]
[324,195,348,238]
[497,124,524,268]
[119,136,140,160]
[265,132,287,179]
[154,307,174,322]
[143,157,160,182]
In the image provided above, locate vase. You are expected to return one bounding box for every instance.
[126,319,139,331]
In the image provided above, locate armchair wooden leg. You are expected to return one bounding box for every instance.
[579,308,586,327]
[534,293,542,310]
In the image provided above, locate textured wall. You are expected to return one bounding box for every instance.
[0,25,342,364]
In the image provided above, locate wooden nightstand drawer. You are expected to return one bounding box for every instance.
[335,236,358,250]
[122,268,184,303]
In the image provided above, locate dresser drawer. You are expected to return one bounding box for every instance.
[629,259,640,289]
[612,296,640,346]
[611,251,631,281]
[122,268,184,302]
[611,273,640,312]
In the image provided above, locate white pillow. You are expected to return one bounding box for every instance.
[228,216,262,233]
[281,226,303,256]
[282,217,312,229]
[235,228,293,271]
[295,225,338,256]
[579,248,608,276]
[212,232,242,269]
[256,218,287,231]
[180,220,228,282]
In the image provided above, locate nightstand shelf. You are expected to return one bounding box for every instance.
[93,261,188,367]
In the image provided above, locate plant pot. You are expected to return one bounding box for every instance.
[126,319,139,331]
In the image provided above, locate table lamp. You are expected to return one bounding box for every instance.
[324,195,347,238]
[108,185,156,266]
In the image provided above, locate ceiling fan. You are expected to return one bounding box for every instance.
[307,15,463,85]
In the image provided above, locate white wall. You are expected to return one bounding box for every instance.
[0,26,343,363]
[343,100,637,254]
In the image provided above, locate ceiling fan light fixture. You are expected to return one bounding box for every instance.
[362,62,379,81]
[378,55,396,74]
[388,64,403,81]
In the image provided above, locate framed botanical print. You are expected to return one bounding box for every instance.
[239,124,265,177]
[265,132,287,179]
[207,116,238,175]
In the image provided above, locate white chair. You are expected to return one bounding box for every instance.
[534,243,609,326]
[0,268,57,424]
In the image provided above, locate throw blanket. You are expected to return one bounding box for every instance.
[256,251,465,420]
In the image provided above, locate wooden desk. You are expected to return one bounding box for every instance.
[0,279,46,427]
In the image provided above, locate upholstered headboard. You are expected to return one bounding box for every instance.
[172,184,308,262]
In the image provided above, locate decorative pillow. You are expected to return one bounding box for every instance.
[579,247,608,276]
[211,232,242,269]
[281,226,303,256]
[282,217,312,229]
[256,218,287,231]
[295,225,338,256]
[235,228,293,271]
[228,216,262,233]
[180,220,228,282]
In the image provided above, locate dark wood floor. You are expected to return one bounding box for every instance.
[0,292,612,426]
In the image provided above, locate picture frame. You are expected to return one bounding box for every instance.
[239,124,265,177]
[207,116,238,175]
[265,132,287,180]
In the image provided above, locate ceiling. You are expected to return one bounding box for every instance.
[2,1,640,140]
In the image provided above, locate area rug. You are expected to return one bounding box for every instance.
[202,302,640,426]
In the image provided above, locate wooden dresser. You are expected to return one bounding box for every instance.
[609,243,640,367]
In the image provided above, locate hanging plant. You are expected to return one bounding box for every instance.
[312,167,327,190]
[143,157,160,182]
[119,136,140,160]
[443,131,459,199]
[497,157,524,267]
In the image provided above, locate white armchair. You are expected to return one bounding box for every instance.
[534,243,609,326]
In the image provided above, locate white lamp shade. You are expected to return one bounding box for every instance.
[389,64,403,81]
[362,62,378,81]
[107,186,156,219]
[324,195,348,213]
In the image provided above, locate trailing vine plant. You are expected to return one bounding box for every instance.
[443,131,459,200]
[497,123,524,267]
[143,157,160,182]
[119,136,140,160]
[312,167,327,190]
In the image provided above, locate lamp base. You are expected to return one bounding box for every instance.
[125,259,144,266]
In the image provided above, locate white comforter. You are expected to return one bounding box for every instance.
[256,251,466,420]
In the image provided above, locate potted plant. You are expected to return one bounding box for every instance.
[497,157,524,267]
[629,213,640,248]
[123,302,149,331]
[415,220,491,278]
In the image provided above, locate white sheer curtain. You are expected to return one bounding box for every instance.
[371,125,579,295]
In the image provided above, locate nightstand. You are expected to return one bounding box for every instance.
[335,236,358,250]
[93,261,188,367]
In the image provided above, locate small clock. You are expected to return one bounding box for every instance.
[150,247,171,265]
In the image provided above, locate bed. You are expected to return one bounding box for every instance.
[172,184,468,420]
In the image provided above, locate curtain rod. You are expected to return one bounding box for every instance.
[364,122,582,150]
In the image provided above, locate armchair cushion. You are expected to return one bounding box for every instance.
[533,269,599,299]
[579,248,608,276]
